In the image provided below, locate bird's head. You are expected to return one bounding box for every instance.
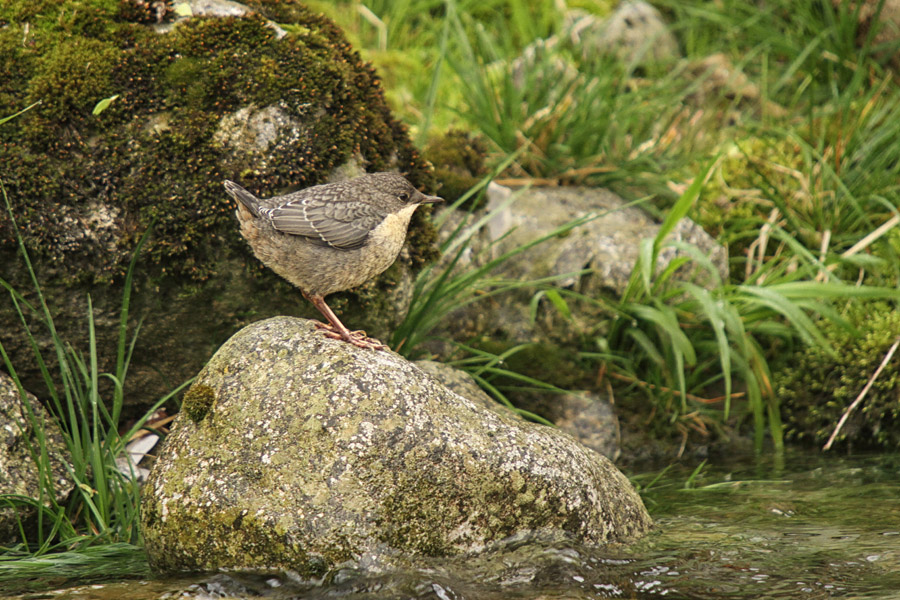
[363,172,443,211]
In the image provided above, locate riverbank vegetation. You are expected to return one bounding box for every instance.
[326,0,900,452]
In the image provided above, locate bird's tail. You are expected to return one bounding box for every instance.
[223,180,261,217]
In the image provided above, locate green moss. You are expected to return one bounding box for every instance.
[424,129,489,207]
[24,37,119,140]
[176,14,278,57]
[0,26,32,114]
[162,57,210,106]
[776,301,900,450]
[868,227,900,287]
[0,0,115,37]
[182,384,216,423]
[694,137,803,279]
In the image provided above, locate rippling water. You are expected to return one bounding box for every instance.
[3,451,898,599]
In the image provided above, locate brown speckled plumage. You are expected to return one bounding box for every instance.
[224,173,441,349]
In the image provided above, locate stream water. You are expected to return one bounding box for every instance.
[2,451,898,599]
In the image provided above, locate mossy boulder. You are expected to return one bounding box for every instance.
[0,0,437,413]
[776,302,900,450]
[141,316,651,575]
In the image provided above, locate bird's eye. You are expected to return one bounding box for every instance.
[398,192,410,201]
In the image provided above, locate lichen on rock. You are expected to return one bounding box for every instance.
[141,316,651,575]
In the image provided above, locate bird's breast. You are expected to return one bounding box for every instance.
[367,204,418,250]
[357,203,419,276]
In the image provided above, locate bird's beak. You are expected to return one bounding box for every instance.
[418,192,443,204]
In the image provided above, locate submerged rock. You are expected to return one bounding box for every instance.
[142,317,651,575]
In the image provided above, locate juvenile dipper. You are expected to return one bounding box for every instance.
[224,173,442,350]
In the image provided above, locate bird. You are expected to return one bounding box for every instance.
[224,172,442,350]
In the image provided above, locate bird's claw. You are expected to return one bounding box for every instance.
[313,322,388,350]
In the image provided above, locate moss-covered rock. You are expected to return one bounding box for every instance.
[424,129,488,207]
[0,0,437,413]
[776,301,900,450]
[141,316,651,575]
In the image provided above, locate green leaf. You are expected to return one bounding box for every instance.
[543,289,571,320]
[92,95,120,116]
[654,157,715,254]
[683,283,732,416]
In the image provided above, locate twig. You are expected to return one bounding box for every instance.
[127,414,176,441]
[826,213,900,273]
[823,336,900,451]
[594,361,608,388]
[356,4,387,51]
[606,371,746,404]
[747,207,781,284]
[815,228,831,282]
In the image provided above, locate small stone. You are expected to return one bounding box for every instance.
[563,3,681,66]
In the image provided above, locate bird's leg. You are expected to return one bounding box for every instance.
[302,291,388,351]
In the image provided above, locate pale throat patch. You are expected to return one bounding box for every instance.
[370,203,420,243]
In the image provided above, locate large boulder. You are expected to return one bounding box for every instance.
[0,0,437,414]
[141,317,651,575]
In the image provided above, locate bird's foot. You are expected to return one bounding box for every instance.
[313,321,388,351]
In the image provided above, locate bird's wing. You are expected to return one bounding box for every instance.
[265,197,387,250]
